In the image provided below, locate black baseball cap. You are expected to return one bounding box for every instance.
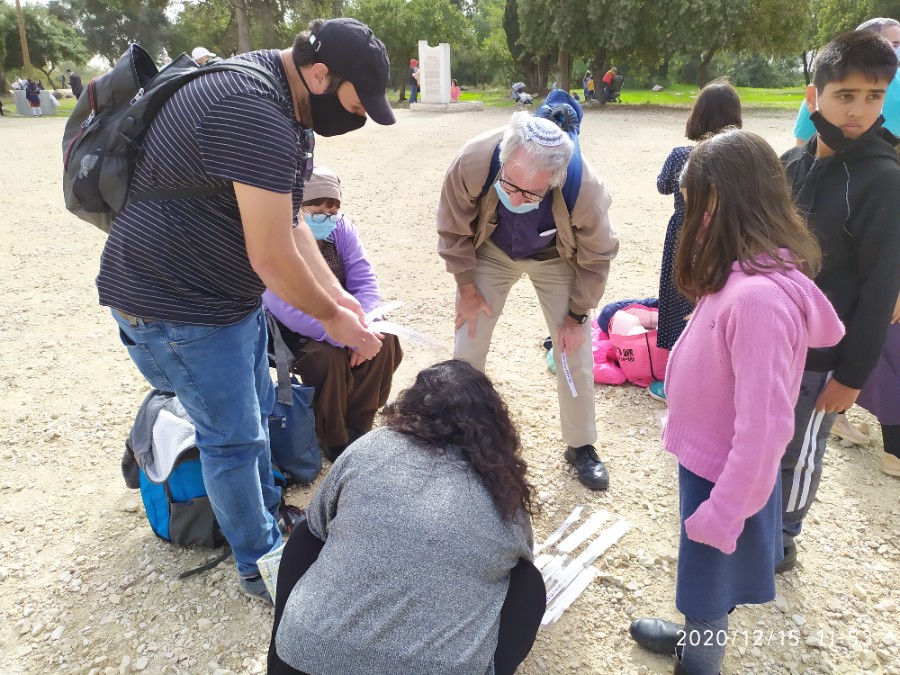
[310,18,395,125]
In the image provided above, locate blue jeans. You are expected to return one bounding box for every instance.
[112,306,282,577]
[409,82,418,103]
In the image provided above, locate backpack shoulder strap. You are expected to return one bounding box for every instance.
[561,143,582,213]
[479,143,502,198]
[128,59,287,203]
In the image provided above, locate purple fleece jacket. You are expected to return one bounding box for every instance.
[262,216,382,348]
[662,255,844,554]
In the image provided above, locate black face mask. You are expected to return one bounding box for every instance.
[297,68,367,137]
[308,93,367,137]
[810,110,885,154]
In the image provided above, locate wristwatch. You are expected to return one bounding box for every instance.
[567,310,588,324]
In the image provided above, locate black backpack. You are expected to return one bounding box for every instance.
[62,43,282,233]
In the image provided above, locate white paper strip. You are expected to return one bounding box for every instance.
[364,300,404,323]
[542,566,598,626]
[534,553,556,571]
[560,352,577,397]
[548,519,631,599]
[368,319,446,351]
[557,510,610,553]
[534,505,584,554]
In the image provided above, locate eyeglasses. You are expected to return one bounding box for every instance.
[301,128,315,180]
[305,212,341,223]
[498,167,549,203]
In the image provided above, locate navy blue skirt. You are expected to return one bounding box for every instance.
[675,465,782,620]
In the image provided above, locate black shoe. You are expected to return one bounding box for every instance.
[564,444,609,490]
[629,617,683,656]
[775,539,797,573]
[323,444,347,463]
[276,504,306,537]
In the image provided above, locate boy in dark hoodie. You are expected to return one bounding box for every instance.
[779,30,900,571]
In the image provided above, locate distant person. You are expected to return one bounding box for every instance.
[268,360,543,675]
[450,78,461,102]
[59,73,66,88]
[793,18,900,144]
[653,79,742,401]
[436,109,619,491]
[11,77,24,90]
[408,58,419,103]
[602,67,617,101]
[66,69,83,99]
[629,129,843,675]
[778,31,900,573]
[25,79,43,117]
[582,70,592,101]
[264,167,403,462]
[191,47,217,66]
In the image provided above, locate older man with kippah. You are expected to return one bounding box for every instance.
[437,110,619,490]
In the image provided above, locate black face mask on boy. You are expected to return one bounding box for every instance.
[810,110,885,154]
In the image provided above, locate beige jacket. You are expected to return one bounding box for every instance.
[436,126,619,315]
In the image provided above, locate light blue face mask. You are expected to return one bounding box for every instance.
[304,212,340,240]
[494,181,541,214]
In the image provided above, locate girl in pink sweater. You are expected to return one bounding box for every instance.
[629,130,844,675]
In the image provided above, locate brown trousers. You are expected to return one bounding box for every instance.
[290,334,403,447]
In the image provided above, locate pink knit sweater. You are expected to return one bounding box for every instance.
[662,256,844,554]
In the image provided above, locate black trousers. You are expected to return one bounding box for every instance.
[268,521,546,675]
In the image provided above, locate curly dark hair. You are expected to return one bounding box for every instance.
[380,360,536,520]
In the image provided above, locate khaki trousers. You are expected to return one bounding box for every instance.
[454,239,597,448]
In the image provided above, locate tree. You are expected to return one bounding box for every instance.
[3,5,89,86]
[49,0,171,64]
[351,0,472,100]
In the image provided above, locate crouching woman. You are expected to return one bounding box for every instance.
[268,360,545,675]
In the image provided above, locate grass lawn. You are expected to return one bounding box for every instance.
[458,83,806,111]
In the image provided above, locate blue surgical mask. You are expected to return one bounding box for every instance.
[494,181,541,214]
[303,213,339,240]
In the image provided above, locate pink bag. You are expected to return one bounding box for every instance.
[591,324,627,385]
[608,305,669,387]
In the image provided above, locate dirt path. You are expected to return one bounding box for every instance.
[0,106,897,675]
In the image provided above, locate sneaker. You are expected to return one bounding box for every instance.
[648,380,666,402]
[775,539,797,573]
[277,505,306,537]
[239,573,272,603]
[831,413,868,445]
[881,451,900,477]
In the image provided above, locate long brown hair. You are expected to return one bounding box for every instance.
[674,130,822,300]
[381,360,536,520]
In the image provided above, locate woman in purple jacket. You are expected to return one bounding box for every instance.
[263,167,403,462]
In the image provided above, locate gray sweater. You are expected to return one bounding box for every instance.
[275,427,534,675]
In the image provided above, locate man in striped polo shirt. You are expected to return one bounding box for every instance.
[97,18,394,602]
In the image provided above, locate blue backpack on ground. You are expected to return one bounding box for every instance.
[121,392,287,550]
[481,89,584,211]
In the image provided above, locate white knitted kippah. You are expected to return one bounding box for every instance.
[522,117,565,146]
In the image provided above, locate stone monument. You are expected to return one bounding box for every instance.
[411,40,483,113]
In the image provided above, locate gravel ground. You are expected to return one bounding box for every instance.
[0,106,898,675]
